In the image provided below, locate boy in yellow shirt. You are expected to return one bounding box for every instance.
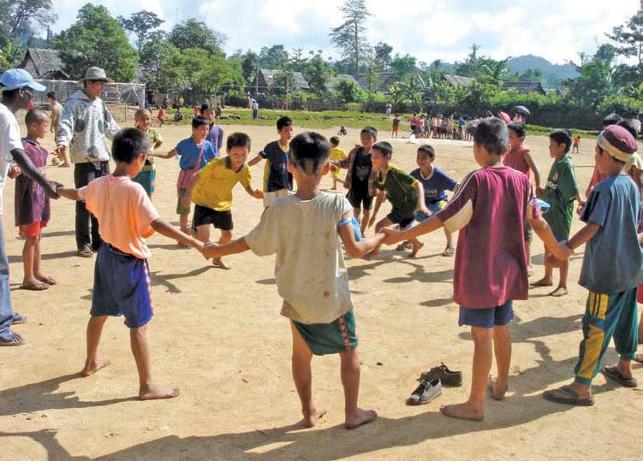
[191,132,263,269]
[329,136,347,190]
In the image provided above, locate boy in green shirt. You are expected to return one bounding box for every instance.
[531,130,584,297]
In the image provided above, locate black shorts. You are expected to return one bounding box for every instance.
[347,189,373,210]
[387,211,415,229]
[192,205,233,231]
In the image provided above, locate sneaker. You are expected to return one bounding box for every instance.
[419,363,462,387]
[407,377,441,405]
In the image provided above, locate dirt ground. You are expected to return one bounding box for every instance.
[1,121,642,460]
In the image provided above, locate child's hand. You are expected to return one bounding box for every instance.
[419,206,431,217]
[191,239,205,254]
[548,241,573,263]
[381,227,404,245]
[252,190,264,199]
[536,187,545,199]
[8,165,21,178]
[202,242,223,259]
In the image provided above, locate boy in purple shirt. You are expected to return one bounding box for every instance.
[383,118,542,421]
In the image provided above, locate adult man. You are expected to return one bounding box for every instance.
[56,67,119,257]
[0,68,60,346]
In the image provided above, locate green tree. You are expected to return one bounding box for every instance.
[607,7,642,66]
[168,18,225,56]
[374,41,393,70]
[0,0,56,47]
[258,45,289,68]
[118,10,164,53]
[389,54,417,81]
[54,4,138,81]
[304,52,331,96]
[335,78,362,103]
[329,0,372,75]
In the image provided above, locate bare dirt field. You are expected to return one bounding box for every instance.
[1,122,642,460]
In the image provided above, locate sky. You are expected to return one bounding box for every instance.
[50,0,641,65]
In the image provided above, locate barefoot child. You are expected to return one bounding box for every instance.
[368,141,427,257]
[410,144,458,256]
[328,136,346,190]
[531,130,584,297]
[158,116,216,235]
[57,128,204,399]
[382,118,538,421]
[626,157,643,363]
[190,132,263,269]
[131,108,163,198]
[13,109,55,290]
[540,125,641,406]
[248,116,294,208]
[333,127,378,235]
[203,132,384,429]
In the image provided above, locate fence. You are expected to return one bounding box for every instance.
[33,79,146,107]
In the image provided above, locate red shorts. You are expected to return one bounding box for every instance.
[638,285,643,304]
[20,221,48,238]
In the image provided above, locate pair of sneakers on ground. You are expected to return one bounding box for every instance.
[407,363,462,405]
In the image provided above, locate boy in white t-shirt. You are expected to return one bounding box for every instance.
[204,132,385,429]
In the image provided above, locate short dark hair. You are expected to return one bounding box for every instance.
[617,119,640,139]
[134,108,150,119]
[192,115,209,129]
[360,126,378,140]
[372,141,393,157]
[602,112,622,127]
[549,129,572,154]
[329,136,340,146]
[200,103,211,114]
[46,92,56,99]
[276,116,293,131]
[289,131,331,175]
[417,144,435,160]
[112,128,149,163]
[474,117,509,156]
[227,132,251,150]
[1,88,20,101]
[24,109,48,125]
[507,122,526,138]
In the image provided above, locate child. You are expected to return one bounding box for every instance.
[156,106,165,127]
[190,132,263,270]
[333,127,378,235]
[572,135,580,154]
[328,136,347,190]
[248,116,294,208]
[504,123,542,275]
[625,157,643,363]
[338,125,347,136]
[391,115,400,138]
[203,131,384,429]
[382,118,538,421]
[131,108,163,198]
[409,145,458,256]
[531,130,584,297]
[56,128,204,399]
[540,125,642,405]
[13,109,55,290]
[368,141,427,257]
[158,116,216,235]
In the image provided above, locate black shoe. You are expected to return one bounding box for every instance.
[419,363,462,387]
[407,377,442,405]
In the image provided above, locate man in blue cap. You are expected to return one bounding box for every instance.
[0,68,60,346]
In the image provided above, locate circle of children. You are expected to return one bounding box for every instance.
[1,67,642,427]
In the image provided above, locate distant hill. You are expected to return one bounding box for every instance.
[507,55,578,88]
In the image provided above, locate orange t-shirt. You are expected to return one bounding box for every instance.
[79,175,160,259]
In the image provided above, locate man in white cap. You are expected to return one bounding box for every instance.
[56,66,120,257]
[0,68,60,346]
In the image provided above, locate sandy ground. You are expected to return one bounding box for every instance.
[1,122,642,461]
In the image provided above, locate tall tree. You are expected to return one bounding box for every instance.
[168,18,226,56]
[54,4,138,81]
[374,42,393,70]
[258,45,289,68]
[304,52,331,96]
[389,54,417,81]
[0,0,56,46]
[607,8,643,67]
[118,10,164,53]
[329,0,372,75]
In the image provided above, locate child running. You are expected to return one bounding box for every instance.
[203,132,384,429]
[13,109,55,290]
[56,128,204,399]
[531,130,584,297]
[382,118,539,421]
[131,108,163,198]
[333,127,378,235]
[158,116,217,236]
[190,132,263,270]
[368,141,427,257]
[410,144,458,256]
[248,116,294,208]
[391,114,400,138]
[328,136,347,190]
[539,125,642,406]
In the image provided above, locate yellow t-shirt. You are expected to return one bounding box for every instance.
[191,157,252,211]
[329,147,347,162]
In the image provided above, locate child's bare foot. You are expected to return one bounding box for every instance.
[212,258,231,270]
[549,286,568,297]
[440,401,484,421]
[35,274,57,285]
[634,354,643,363]
[410,241,424,258]
[81,359,111,377]
[441,245,455,257]
[530,278,553,288]
[345,408,378,429]
[139,384,179,400]
[487,376,507,401]
[21,279,49,290]
[301,408,327,428]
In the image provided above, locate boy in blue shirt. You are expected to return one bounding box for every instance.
[539,125,642,406]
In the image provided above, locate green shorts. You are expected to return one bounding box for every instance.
[176,187,191,215]
[294,309,358,355]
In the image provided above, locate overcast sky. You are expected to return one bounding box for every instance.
[51,0,641,64]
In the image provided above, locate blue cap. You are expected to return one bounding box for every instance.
[0,68,46,92]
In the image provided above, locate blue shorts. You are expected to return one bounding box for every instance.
[459,300,513,328]
[417,200,447,222]
[91,244,153,328]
